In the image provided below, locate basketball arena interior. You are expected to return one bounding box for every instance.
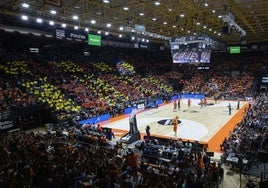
[0,1,268,188]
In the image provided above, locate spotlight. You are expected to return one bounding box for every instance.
[49,21,55,25]
[73,15,78,20]
[22,3,29,8]
[21,15,28,21]
[50,10,57,14]
[36,18,42,23]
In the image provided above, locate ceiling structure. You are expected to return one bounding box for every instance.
[0,0,267,45]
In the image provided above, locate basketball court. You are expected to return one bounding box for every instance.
[101,98,248,152]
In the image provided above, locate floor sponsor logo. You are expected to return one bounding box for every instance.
[157,119,182,126]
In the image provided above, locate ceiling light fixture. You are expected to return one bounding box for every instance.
[91,20,96,24]
[154,1,160,6]
[22,3,29,8]
[85,28,89,32]
[74,26,79,30]
[61,23,66,28]
[123,7,129,10]
[73,15,78,20]
[36,18,42,23]
[21,15,28,21]
[50,10,56,14]
[180,14,185,18]
[49,21,54,25]
[106,23,111,27]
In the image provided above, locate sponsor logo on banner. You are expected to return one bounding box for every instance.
[56,29,65,38]
[139,44,148,49]
[0,110,14,130]
[70,32,86,40]
[134,43,139,48]
[137,103,145,109]
[0,121,14,130]
[55,29,86,40]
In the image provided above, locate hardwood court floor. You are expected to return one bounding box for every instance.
[103,98,247,152]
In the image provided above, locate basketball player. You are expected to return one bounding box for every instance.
[173,100,177,112]
[173,116,179,136]
[204,97,207,107]
[187,98,192,108]
[200,98,204,109]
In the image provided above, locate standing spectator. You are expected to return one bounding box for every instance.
[195,153,205,179]
[237,99,240,110]
[126,151,139,182]
[106,128,115,140]
[228,103,231,115]
[177,98,181,111]
[214,95,218,104]
[145,125,151,138]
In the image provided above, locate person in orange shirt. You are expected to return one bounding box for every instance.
[173,100,177,112]
[173,116,179,136]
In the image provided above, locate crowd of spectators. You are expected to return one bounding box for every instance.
[0,125,226,188]
[221,92,268,173]
[1,43,267,124]
[1,33,268,187]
